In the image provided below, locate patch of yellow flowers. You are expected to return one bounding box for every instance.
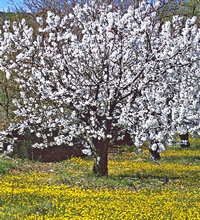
[0,148,200,219]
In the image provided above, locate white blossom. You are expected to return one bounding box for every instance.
[0,2,199,160]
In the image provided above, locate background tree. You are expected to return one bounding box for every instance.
[0,10,35,132]
[158,0,200,147]
[159,0,200,23]
[0,15,22,131]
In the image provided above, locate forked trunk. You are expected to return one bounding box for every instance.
[93,139,108,176]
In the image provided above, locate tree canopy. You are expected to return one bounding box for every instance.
[0,1,199,175]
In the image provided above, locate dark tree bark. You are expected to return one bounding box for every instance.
[93,139,108,176]
[180,132,190,148]
[149,142,161,161]
[149,148,161,161]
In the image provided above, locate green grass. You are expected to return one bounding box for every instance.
[0,157,14,174]
[0,144,200,219]
[1,144,200,188]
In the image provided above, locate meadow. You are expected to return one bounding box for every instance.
[0,143,200,219]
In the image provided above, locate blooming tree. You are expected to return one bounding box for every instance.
[124,14,200,158]
[0,1,199,175]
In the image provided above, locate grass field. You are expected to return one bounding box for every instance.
[0,144,200,219]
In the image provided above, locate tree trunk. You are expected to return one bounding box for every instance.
[149,141,161,161]
[93,139,108,176]
[180,132,190,148]
[149,148,161,161]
